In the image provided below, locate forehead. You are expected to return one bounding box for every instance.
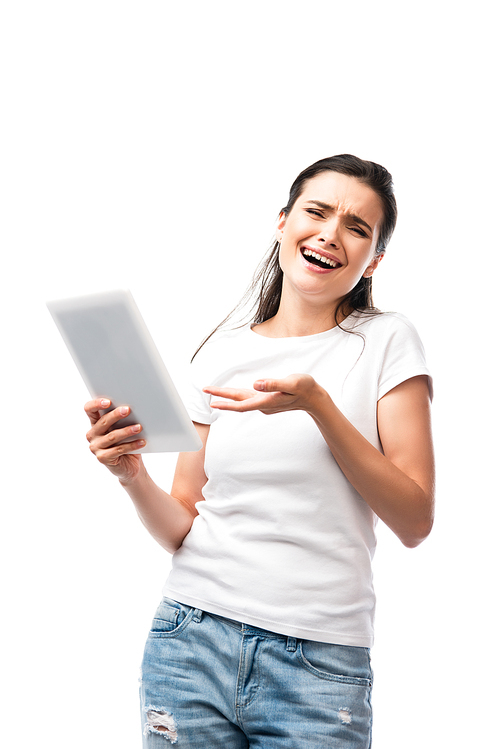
[297,171,383,224]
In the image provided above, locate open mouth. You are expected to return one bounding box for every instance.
[301,248,342,270]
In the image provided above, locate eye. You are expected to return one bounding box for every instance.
[349,226,368,237]
[305,208,324,218]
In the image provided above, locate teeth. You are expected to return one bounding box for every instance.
[302,249,340,268]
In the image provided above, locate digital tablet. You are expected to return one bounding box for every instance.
[47,289,202,453]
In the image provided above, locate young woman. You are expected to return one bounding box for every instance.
[85,155,434,748]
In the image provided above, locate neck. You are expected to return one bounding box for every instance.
[254,289,348,338]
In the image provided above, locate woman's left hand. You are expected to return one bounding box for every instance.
[206,373,435,547]
[203,374,324,416]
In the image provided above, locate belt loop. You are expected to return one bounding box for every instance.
[192,608,203,623]
[286,637,297,652]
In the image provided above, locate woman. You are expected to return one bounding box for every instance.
[85,155,434,747]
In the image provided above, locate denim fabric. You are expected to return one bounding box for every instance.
[140,598,373,748]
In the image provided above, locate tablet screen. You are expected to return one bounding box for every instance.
[47,290,202,453]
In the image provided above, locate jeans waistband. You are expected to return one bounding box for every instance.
[206,611,298,650]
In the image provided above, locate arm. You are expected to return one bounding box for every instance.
[309,375,435,548]
[205,374,435,548]
[85,399,209,553]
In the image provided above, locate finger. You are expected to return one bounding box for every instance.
[84,397,112,424]
[86,405,134,442]
[209,397,261,412]
[93,436,147,463]
[211,391,294,414]
[203,386,256,402]
[89,422,144,453]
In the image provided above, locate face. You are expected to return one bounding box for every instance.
[277,171,384,313]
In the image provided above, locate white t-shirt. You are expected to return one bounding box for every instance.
[163,312,432,647]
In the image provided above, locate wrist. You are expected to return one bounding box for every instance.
[304,381,332,419]
[118,460,147,489]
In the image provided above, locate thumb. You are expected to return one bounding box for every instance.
[254,379,276,392]
[254,379,289,393]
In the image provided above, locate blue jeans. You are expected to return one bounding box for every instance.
[140,598,373,748]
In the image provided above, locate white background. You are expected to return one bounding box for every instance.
[1,1,498,746]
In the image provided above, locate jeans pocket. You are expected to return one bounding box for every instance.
[149,597,195,638]
[297,640,372,686]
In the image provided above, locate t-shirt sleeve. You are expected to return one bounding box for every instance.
[377,315,433,401]
[179,355,219,425]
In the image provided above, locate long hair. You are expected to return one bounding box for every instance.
[193,155,397,359]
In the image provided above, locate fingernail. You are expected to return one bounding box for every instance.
[131,424,141,433]
[100,399,111,407]
[120,406,129,415]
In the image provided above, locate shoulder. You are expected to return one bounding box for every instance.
[346,311,425,350]
[347,310,420,335]
[194,324,250,356]
[352,312,432,400]
[190,324,252,376]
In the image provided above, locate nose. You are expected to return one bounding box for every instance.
[318,218,341,247]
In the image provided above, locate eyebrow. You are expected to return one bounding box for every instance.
[304,200,373,234]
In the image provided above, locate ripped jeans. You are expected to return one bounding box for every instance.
[139,598,373,748]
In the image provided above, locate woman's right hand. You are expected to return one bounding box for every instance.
[85,398,146,484]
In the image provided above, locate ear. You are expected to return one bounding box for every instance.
[363,252,384,278]
[276,212,287,243]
